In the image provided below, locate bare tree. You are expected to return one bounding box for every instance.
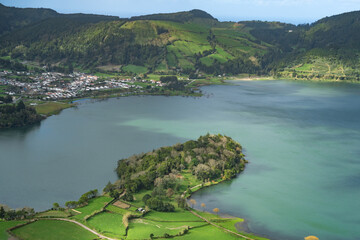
[201,203,206,211]
[189,199,197,208]
[213,208,219,216]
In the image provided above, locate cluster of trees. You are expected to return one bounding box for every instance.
[0,58,28,71]
[0,206,35,220]
[0,95,12,103]
[160,76,186,91]
[65,189,98,209]
[115,134,247,211]
[0,100,43,128]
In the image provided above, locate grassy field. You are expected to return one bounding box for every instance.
[173,224,241,240]
[12,220,97,240]
[34,102,74,116]
[144,210,202,222]
[127,218,190,239]
[0,221,26,240]
[87,212,126,238]
[122,64,148,74]
[280,57,360,81]
[36,210,70,218]
[72,196,112,221]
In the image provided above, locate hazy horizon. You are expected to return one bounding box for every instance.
[1,0,359,24]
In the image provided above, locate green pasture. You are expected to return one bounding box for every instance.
[72,196,112,221]
[34,102,73,116]
[12,220,97,240]
[0,221,26,240]
[87,212,126,238]
[36,210,70,218]
[122,64,148,74]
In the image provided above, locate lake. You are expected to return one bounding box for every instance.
[1,80,359,240]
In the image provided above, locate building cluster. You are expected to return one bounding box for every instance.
[0,71,164,100]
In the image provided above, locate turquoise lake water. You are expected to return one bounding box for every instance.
[0,80,359,239]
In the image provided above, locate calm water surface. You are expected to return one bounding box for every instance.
[1,80,360,240]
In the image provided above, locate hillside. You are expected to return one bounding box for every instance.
[0,5,269,75]
[0,3,59,36]
[0,4,359,80]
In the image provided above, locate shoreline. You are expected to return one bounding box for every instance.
[185,173,270,239]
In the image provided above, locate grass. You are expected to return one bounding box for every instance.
[193,210,269,240]
[12,220,97,240]
[0,221,26,240]
[123,64,148,74]
[106,204,138,215]
[72,196,113,221]
[144,210,203,222]
[173,224,241,240]
[36,210,70,218]
[34,102,74,116]
[127,218,189,239]
[87,212,126,238]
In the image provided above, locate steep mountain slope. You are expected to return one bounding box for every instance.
[0,4,359,80]
[0,3,59,36]
[0,8,268,75]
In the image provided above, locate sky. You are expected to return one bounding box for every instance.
[1,0,359,24]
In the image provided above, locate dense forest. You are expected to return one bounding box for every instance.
[0,100,44,128]
[112,134,247,212]
[0,4,359,80]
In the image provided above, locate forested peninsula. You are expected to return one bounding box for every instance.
[0,100,43,128]
[1,134,267,240]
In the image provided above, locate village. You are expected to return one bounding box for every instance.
[0,70,165,100]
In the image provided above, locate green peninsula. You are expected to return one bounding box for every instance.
[1,134,268,240]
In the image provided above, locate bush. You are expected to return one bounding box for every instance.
[146,197,175,212]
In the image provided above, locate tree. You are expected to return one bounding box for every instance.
[189,199,196,208]
[213,208,219,215]
[0,207,5,219]
[142,194,152,204]
[103,181,114,193]
[201,203,206,211]
[175,196,187,209]
[166,188,174,198]
[16,100,25,111]
[52,202,60,210]
[110,189,120,199]
[122,192,134,202]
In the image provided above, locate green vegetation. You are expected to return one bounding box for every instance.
[2,4,359,81]
[34,101,74,116]
[87,212,126,238]
[36,210,70,218]
[12,220,97,240]
[114,134,247,211]
[173,224,239,240]
[71,196,112,221]
[0,100,43,128]
[3,134,269,240]
[122,64,148,74]
[0,221,25,240]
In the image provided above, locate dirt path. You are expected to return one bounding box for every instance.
[51,218,116,240]
[189,210,255,240]
[181,184,202,197]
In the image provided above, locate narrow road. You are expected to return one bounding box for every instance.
[181,184,202,197]
[189,210,255,240]
[51,218,117,240]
